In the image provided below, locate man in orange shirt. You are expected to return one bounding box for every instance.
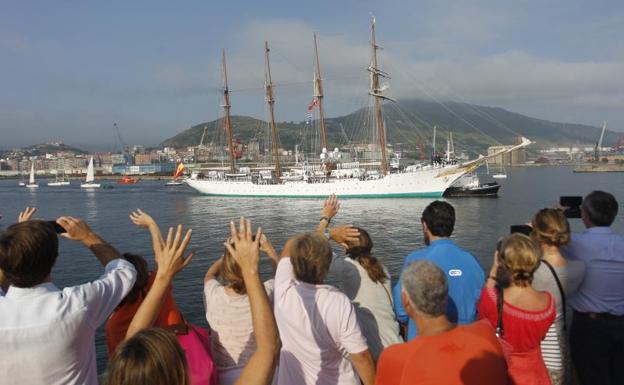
[376,261,508,385]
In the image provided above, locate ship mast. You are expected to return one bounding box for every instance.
[264,41,282,180]
[221,50,236,173]
[368,16,390,175]
[313,33,328,151]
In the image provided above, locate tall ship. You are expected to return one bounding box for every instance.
[186,18,530,198]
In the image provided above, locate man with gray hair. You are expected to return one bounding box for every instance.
[376,261,508,385]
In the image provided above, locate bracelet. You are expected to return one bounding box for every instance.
[320,216,331,224]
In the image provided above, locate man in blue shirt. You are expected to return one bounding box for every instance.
[564,190,624,385]
[393,200,484,340]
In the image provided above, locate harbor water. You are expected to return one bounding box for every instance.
[1,166,622,372]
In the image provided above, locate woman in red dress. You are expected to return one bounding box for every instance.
[479,234,556,385]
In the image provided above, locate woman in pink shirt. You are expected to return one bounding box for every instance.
[273,232,376,385]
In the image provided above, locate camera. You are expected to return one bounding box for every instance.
[47,221,66,234]
[510,225,532,236]
[560,196,583,218]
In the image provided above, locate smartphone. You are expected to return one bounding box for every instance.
[510,225,533,236]
[560,196,583,218]
[47,221,66,234]
[560,196,583,208]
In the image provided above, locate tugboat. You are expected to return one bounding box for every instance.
[444,173,501,197]
[118,175,139,185]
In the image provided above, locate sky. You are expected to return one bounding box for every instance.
[1,0,623,149]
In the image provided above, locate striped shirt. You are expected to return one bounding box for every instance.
[532,260,585,373]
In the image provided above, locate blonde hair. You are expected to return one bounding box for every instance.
[290,232,332,284]
[531,208,571,247]
[220,244,246,294]
[499,233,542,287]
[106,328,189,385]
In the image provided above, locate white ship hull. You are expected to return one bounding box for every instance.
[185,166,468,198]
[48,181,71,187]
[80,183,101,189]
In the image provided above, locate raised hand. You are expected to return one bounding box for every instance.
[154,224,194,280]
[322,194,340,220]
[129,209,156,228]
[57,216,94,242]
[259,233,279,266]
[329,224,360,248]
[18,207,37,223]
[224,217,262,276]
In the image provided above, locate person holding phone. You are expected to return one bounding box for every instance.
[479,233,555,385]
[530,208,585,385]
[0,217,137,385]
[562,191,624,385]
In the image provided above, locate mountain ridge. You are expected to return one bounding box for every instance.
[160,99,619,154]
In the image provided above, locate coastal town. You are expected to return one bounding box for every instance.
[1,137,622,179]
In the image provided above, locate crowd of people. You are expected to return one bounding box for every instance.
[0,190,622,385]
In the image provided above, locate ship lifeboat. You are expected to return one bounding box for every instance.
[118,175,139,185]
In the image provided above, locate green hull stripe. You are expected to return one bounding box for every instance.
[195,192,445,199]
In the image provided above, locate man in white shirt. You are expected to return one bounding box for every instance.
[0,216,137,385]
[273,232,375,385]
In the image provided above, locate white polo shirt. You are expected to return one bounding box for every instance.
[274,258,368,385]
[0,259,136,385]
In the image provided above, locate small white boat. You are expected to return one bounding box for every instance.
[165,181,184,186]
[48,170,71,186]
[25,163,38,188]
[80,157,101,188]
[165,162,186,186]
[492,174,507,179]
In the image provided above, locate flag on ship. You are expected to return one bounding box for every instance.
[173,162,185,178]
[306,98,319,125]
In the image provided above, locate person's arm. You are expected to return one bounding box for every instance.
[204,256,223,283]
[226,218,280,385]
[126,225,193,339]
[18,206,37,222]
[130,209,165,255]
[350,350,376,385]
[317,194,340,234]
[259,234,279,269]
[57,216,121,266]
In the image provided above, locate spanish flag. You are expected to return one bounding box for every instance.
[173,163,185,178]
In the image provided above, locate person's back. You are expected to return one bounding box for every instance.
[274,233,375,385]
[328,227,402,361]
[562,191,624,385]
[376,320,507,385]
[0,218,136,385]
[566,228,624,313]
[275,258,367,385]
[393,201,484,340]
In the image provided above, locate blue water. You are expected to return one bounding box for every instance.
[0,166,622,372]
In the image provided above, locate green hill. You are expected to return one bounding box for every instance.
[161,99,618,154]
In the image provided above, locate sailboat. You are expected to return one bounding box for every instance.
[80,157,101,188]
[48,170,71,186]
[185,18,531,198]
[166,163,186,186]
[492,162,507,179]
[25,162,38,188]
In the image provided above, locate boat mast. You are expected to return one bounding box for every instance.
[264,41,282,179]
[368,16,389,174]
[221,50,236,173]
[595,120,607,161]
[313,33,328,151]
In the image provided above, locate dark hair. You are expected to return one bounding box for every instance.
[119,253,149,306]
[421,200,455,237]
[0,220,58,288]
[290,232,332,284]
[582,190,618,227]
[346,228,387,284]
